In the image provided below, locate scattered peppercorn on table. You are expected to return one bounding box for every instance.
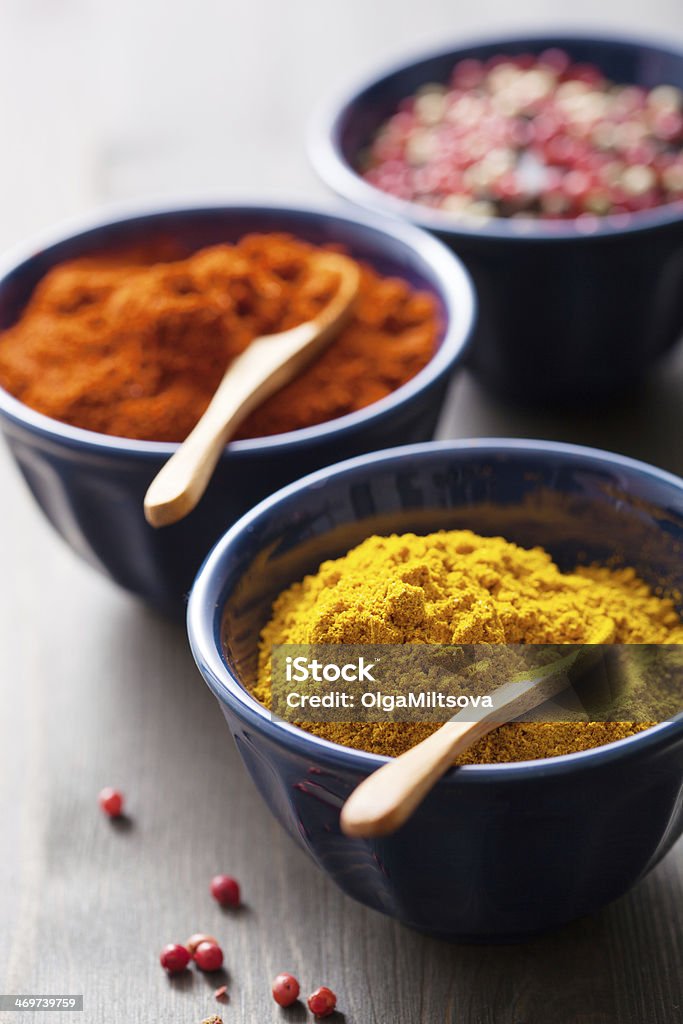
[3,5,683,1024]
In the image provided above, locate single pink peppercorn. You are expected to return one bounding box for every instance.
[210,874,240,907]
[562,169,594,206]
[186,933,218,956]
[159,943,191,975]
[195,941,224,972]
[98,787,124,818]
[513,52,536,71]
[451,58,485,90]
[272,973,300,1008]
[539,48,571,76]
[567,62,603,86]
[307,986,337,1018]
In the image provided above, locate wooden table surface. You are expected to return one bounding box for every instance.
[2,3,683,1022]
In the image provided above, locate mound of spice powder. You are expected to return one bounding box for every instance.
[0,234,439,442]
[254,530,683,763]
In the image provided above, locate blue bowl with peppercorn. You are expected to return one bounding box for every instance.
[0,202,475,616]
[188,438,683,941]
[310,32,683,406]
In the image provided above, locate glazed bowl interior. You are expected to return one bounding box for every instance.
[314,32,683,241]
[196,439,683,767]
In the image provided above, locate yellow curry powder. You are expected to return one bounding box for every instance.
[253,530,683,763]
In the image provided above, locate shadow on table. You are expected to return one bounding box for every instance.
[444,344,683,479]
[410,856,683,1023]
[101,598,242,772]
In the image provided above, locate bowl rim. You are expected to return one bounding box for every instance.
[187,437,683,782]
[309,29,683,243]
[0,198,475,458]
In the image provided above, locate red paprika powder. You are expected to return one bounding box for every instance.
[0,233,440,442]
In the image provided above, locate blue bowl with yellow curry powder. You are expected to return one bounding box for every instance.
[188,439,683,941]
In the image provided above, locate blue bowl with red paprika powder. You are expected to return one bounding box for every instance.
[0,202,475,615]
[310,32,683,406]
[188,438,683,941]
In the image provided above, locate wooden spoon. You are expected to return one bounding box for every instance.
[340,634,613,839]
[144,252,361,528]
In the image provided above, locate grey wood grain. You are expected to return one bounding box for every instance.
[2,1,683,1021]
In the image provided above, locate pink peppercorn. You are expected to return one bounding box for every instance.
[272,973,300,1007]
[539,48,571,76]
[210,875,240,908]
[451,58,485,89]
[195,941,224,972]
[307,986,337,1018]
[186,933,219,956]
[159,943,191,975]
[562,169,593,205]
[513,52,536,71]
[567,62,603,86]
[98,787,124,818]
[653,110,683,142]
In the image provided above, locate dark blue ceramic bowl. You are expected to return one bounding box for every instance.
[188,439,683,941]
[311,33,683,406]
[0,203,474,615]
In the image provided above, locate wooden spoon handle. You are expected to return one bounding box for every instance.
[340,646,594,839]
[144,253,359,527]
[144,337,303,526]
[342,720,485,839]
[340,719,482,838]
